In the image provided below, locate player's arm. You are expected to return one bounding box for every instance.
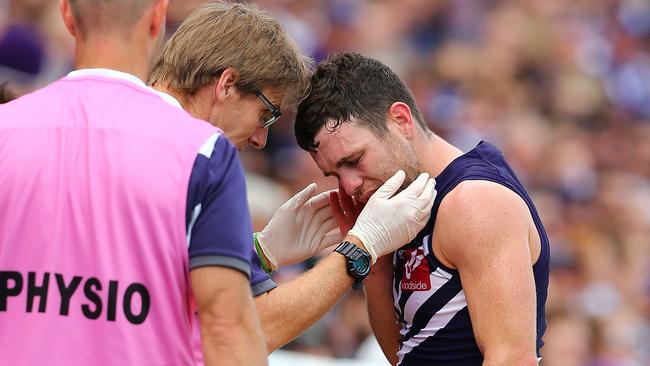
[364,254,400,365]
[187,135,267,365]
[436,181,539,366]
[359,172,436,365]
[328,187,399,364]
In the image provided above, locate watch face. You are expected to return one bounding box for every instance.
[351,253,371,277]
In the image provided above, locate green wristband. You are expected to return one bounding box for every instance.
[253,232,273,274]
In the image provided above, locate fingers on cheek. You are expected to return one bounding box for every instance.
[343,192,355,209]
[328,191,339,206]
[329,192,348,219]
[328,192,339,208]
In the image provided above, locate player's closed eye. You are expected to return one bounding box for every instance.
[347,155,362,166]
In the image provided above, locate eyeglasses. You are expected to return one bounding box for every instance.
[255,89,282,128]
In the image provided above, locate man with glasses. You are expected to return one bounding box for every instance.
[149,1,309,152]
[148,2,438,359]
[255,90,283,129]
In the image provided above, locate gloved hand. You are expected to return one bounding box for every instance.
[256,183,342,271]
[347,170,437,264]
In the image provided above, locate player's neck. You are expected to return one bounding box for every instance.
[74,37,151,81]
[415,133,463,179]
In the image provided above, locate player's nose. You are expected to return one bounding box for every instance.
[338,173,363,197]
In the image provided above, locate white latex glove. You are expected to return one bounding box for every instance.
[348,170,437,264]
[256,183,342,271]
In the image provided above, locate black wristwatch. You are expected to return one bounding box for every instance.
[334,241,371,290]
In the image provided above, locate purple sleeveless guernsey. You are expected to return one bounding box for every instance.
[393,141,550,365]
[0,69,254,365]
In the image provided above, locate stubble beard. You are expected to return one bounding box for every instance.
[383,136,420,192]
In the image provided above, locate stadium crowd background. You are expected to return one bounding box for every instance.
[1,0,649,365]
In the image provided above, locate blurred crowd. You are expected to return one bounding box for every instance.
[1,0,649,365]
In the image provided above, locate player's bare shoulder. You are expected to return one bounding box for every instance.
[432,179,536,269]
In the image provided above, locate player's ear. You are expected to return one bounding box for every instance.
[388,102,415,138]
[214,68,239,102]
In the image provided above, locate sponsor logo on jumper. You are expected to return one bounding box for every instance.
[400,248,431,291]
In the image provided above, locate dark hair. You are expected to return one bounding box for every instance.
[294,52,426,152]
[0,82,15,104]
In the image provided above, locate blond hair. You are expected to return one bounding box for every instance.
[149,2,313,108]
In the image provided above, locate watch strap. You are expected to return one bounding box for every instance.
[335,241,370,289]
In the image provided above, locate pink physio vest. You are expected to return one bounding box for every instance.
[0,71,217,365]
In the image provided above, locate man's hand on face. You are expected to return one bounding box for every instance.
[255,183,343,271]
[329,190,365,238]
[347,170,437,264]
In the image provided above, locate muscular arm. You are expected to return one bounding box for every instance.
[364,254,400,365]
[436,181,539,366]
[191,266,267,366]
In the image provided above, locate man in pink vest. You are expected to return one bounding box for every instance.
[0,1,266,365]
